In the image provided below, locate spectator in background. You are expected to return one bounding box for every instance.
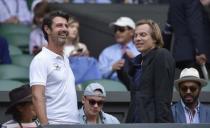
[65,16,101,85]
[72,0,111,4]
[0,0,32,25]
[79,82,120,124]
[31,0,69,12]
[29,0,49,55]
[2,84,39,127]
[118,19,175,123]
[64,16,88,57]
[0,36,11,64]
[98,17,139,81]
[163,0,210,75]
[30,11,79,125]
[172,68,210,123]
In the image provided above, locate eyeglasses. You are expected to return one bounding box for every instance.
[87,99,104,107]
[114,27,129,33]
[180,86,198,93]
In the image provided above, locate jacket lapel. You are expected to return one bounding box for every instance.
[176,101,187,123]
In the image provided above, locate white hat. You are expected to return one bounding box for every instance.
[84,83,106,97]
[109,17,135,29]
[174,68,208,90]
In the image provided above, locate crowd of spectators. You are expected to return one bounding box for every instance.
[0,0,210,126]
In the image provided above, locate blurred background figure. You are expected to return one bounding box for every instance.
[2,84,38,127]
[0,36,11,64]
[29,0,49,55]
[0,0,32,25]
[64,16,89,57]
[163,0,210,77]
[65,16,102,85]
[98,17,139,81]
[79,82,120,124]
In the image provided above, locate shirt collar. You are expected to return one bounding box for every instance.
[118,40,134,49]
[181,99,200,112]
[42,47,64,59]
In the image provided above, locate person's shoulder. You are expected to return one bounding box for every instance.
[101,43,119,54]
[156,48,170,54]
[30,49,48,64]
[155,48,173,59]
[102,112,120,124]
[172,101,180,107]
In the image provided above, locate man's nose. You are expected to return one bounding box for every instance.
[186,88,192,93]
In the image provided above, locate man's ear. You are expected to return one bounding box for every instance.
[82,96,85,104]
[44,25,50,34]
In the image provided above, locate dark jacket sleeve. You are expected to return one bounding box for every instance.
[117,55,133,90]
[153,49,175,122]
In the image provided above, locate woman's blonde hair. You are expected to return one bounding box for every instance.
[136,19,164,48]
[68,16,80,45]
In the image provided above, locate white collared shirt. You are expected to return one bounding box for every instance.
[181,100,200,123]
[30,47,79,124]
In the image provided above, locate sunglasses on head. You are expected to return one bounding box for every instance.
[87,99,104,107]
[180,86,198,93]
[114,26,129,33]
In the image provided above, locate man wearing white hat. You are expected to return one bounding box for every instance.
[79,83,120,124]
[98,17,140,82]
[172,68,210,123]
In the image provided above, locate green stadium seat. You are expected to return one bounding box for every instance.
[0,80,24,91]
[4,33,30,53]
[0,23,31,36]
[4,34,29,48]
[0,64,29,83]
[8,45,23,56]
[79,79,128,92]
[11,54,33,67]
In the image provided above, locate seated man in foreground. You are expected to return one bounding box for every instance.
[79,82,120,124]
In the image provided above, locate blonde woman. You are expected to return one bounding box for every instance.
[64,16,89,57]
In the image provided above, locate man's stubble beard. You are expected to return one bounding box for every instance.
[51,36,67,47]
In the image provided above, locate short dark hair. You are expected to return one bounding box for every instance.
[41,10,69,41]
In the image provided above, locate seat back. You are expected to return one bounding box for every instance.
[0,23,31,36]
[0,80,24,91]
[11,54,33,67]
[0,64,29,83]
[8,45,23,56]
